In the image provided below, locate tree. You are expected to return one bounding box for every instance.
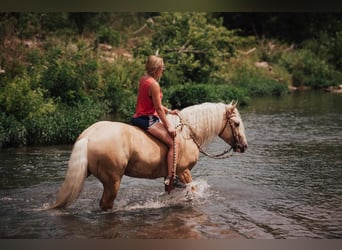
[134,12,243,85]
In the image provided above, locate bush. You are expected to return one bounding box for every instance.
[96,26,121,46]
[0,43,28,81]
[227,59,288,96]
[301,30,342,71]
[0,70,106,147]
[0,99,107,147]
[24,99,107,145]
[0,113,27,147]
[102,58,144,119]
[329,31,342,70]
[40,39,101,105]
[280,49,341,88]
[134,12,245,85]
[41,56,84,105]
[40,13,70,32]
[167,83,249,109]
[0,74,55,121]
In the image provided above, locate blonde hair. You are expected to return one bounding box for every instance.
[145,55,164,79]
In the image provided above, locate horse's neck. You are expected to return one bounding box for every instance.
[178,103,225,146]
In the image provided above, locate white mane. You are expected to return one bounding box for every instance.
[169,102,229,146]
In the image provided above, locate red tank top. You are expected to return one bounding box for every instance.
[133,75,163,117]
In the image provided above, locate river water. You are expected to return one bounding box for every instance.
[0,91,341,239]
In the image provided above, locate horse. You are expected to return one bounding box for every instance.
[49,101,248,211]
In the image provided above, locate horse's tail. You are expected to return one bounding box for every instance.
[49,137,88,209]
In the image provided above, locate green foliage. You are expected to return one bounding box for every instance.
[24,99,107,145]
[329,31,342,70]
[0,75,55,121]
[0,99,107,147]
[280,49,341,88]
[2,12,342,148]
[0,112,27,147]
[167,83,249,109]
[40,13,70,32]
[134,12,245,85]
[0,14,18,40]
[96,26,121,46]
[0,42,28,80]
[0,38,107,147]
[41,56,84,105]
[102,58,144,120]
[226,58,288,96]
[302,30,342,71]
[40,40,101,105]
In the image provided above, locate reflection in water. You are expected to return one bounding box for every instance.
[0,145,72,189]
[0,91,341,238]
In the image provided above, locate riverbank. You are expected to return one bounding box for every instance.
[324,85,342,93]
[1,13,341,148]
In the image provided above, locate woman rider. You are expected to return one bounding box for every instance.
[131,55,186,192]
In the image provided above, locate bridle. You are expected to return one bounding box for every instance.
[175,110,239,159]
[218,112,239,147]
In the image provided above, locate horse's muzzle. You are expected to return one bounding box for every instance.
[233,142,248,153]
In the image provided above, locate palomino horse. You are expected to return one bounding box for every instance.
[49,102,248,211]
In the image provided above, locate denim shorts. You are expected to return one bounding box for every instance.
[131,115,160,130]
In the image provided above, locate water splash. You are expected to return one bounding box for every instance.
[112,179,211,212]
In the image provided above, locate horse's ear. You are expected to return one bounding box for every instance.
[228,100,238,110]
[226,100,238,116]
[232,100,238,109]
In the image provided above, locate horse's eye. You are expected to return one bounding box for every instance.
[235,122,240,127]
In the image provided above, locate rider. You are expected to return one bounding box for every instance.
[131,55,186,192]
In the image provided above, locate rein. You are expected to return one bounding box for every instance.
[175,113,234,160]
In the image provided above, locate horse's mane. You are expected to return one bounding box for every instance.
[169,102,231,146]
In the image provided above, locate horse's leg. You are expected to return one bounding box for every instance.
[178,169,193,184]
[99,177,121,211]
[178,169,197,192]
[96,162,122,211]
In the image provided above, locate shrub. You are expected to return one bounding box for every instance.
[227,58,288,96]
[280,49,341,88]
[0,74,55,121]
[24,99,107,146]
[96,26,121,46]
[0,74,106,147]
[102,58,144,119]
[168,84,213,109]
[41,56,84,105]
[40,13,70,32]
[0,113,27,147]
[301,30,342,71]
[0,117,5,147]
[134,12,244,85]
[329,31,342,70]
[167,83,249,109]
[0,42,28,81]
[40,40,101,105]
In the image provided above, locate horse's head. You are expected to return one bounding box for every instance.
[219,101,248,153]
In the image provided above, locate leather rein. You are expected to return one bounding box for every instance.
[175,111,238,159]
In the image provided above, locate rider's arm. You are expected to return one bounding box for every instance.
[150,81,173,131]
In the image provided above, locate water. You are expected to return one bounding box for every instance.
[0,91,341,239]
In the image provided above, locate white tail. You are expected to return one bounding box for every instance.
[49,137,88,209]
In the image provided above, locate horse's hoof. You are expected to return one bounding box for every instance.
[100,201,113,211]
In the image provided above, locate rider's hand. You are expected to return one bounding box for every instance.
[170,109,180,115]
[167,127,177,138]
